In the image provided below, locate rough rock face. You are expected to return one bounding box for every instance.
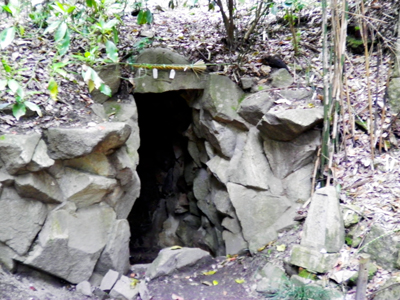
[0,48,327,286]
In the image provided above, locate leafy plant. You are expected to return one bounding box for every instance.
[282,0,305,55]
[268,276,333,300]
[0,59,42,120]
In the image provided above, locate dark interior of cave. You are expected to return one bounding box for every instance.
[128,91,193,264]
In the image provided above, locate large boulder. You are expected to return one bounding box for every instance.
[257,108,323,142]
[44,122,131,160]
[24,204,116,283]
[133,48,207,93]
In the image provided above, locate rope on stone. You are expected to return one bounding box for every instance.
[130,60,207,76]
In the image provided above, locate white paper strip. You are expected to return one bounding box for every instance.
[153,68,158,79]
[169,69,176,79]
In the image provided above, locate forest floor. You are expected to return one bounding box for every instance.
[1,0,400,299]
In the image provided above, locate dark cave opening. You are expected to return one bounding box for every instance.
[128,91,194,264]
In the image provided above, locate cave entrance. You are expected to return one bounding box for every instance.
[128,91,195,263]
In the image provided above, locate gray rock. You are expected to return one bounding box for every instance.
[282,163,313,203]
[301,186,344,253]
[24,204,116,283]
[110,275,139,300]
[145,247,211,280]
[103,98,140,159]
[0,242,17,271]
[362,224,400,270]
[0,133,41,175]
[263,129,320,179]
[139,280,151,300]
[26,139,55,172]
[64,152,116,177]
[44,122,131,160]
[133,48,207,94]
[199,110,239,159]
[15,171,63,204]
[110,146,138,186]
[199,74,244,124]
[90,64,121,104]
[227,183,291,253]
[255,263,287,294]
[0,195,47,255]
[257,108,323,142]
[280,88,313,100]
[222,230,247,255]
[100,269,120,291]
[229,127,282,192]
[238,91,275,125]
[290,244,340,273]
[76,281,92,296]
[95,220,130,276]
[57,168,117,208]
[271,68,293,88]
[240,77,257,90]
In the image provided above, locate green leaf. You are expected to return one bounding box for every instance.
[47,78,59,101]
[99,83,111,96]
[24,101,42,117]
[85,0,95,8]
[43,20,62,35]
[7,79,20,94]
[0,27,16,49]
[54,1,67,13]
[54,22,67,42]
[105,40,118,62]
[12,102,26,120]
[1,59,12,73]
[57,28,70,56]
[212,280,219,286]
[137,9,153,25]
[105,19,119,29]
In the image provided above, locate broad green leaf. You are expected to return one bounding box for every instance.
[202,270,217,276]
[7,79,20,93]
[144,9,153,24]
[57,28,70,56]
[235,278,245,284]
[25,101,42,117]
[12,102,26,120]
[43,20,62,35]
[105,40,118,62]
[112,26,119,44]
[18,25,24,36]
[66,5,76,14]
[212,280,218,286]
[54,1,67,13]
[47,78,58,101]
[88,79,95,92]
[0,27,16,49]
[99,83,111,96]
[105,19,119,29]
[54,22,67,42]
[0,79,7,90]
[86,0,95,8]
[137,10,146,25]
[89,68,103,89]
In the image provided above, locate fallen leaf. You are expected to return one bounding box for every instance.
[213,280,219,285]
[276,244,286,252]
[201,281,212,286]
[202,270,217,275]
[235,278,245,284]
[170,245,182,250]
